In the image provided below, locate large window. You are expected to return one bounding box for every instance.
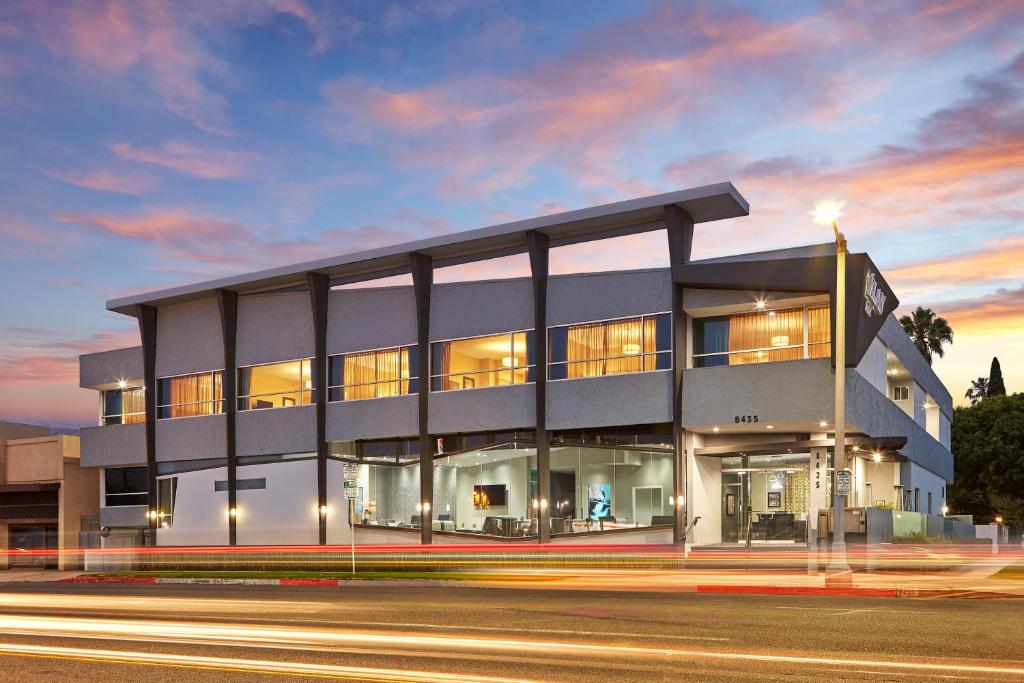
[238,359,314,410]
[101,387,145,425]
[328,346,418,401]
[157,371,223,419]
[104,466,148,507]
[548,313,670,380]
[692,305,831,368]
[431,332,534,391]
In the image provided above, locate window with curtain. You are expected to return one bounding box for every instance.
[430,332,534,391]
[548,313,670,380]
[237,359,313,410]
[101,387,146,425]
[692,304,831,367]
[156,371,223,418]
[328,346,418,401]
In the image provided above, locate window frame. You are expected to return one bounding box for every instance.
[327,344,418,402]
[430,330,535,393]
[547,311,672,382]
[99,386,146,426]
[103,466,149,507]
[236,357,315,411]
[156,370,224,420]
[691,304,831,368]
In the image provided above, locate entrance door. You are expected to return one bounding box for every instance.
[721,454,810,544]
[632,486,663,526]
[8,525,58,569]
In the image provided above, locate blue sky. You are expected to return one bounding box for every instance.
[0,0,1022,425]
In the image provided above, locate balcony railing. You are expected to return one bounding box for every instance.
[692,341,830,368]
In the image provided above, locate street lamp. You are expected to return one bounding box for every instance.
[813,199,848,571]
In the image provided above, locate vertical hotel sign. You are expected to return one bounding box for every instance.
[863,270,886,317]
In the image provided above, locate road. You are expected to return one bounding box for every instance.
[0,582,1021,681]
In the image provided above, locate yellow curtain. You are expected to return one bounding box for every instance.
[345,351,378,400]
[123,388,146,423]
[807,306,832,358]
[344,348,409,399]
[567,322,606,378]
[168,372,219,417]
[728,308,803,365]
[605,318,642,375]
[642,316,658,371]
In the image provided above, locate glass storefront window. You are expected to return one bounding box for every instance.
[101,387,145,425]
[693,305,830,367]
[431,332,534,391]
[720,453,824,544]
[434,445,537,535]
[156,371,223,419]
[349,462,422,528]
[238,359,314,410]
[548,313,670,380]
[104,466,148,507]
[328,346,418,401]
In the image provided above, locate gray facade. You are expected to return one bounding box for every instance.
[77,185,955,548]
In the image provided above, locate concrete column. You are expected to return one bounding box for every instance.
[527,231,550,543]
[136,304,158,542]
[216,289,238,545]
[666,205,694,544]
[306,273,330,545]
[410,253,433,545]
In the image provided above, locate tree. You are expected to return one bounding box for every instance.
[988,357,1006,396]
[965,377,989,406]
[899,306,953,366]
[949,393,1024,527]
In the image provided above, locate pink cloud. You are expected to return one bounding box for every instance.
[111,140,262,179]
[40,166,155,195]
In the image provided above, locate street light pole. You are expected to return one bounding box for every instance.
[814,200,849,571]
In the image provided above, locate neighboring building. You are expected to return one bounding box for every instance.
[78,184,953,548]
[0,427,98,569]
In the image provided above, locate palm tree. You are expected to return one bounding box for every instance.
[965,377,988,406]
[899,306,953,366]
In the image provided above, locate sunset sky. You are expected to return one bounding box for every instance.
[0,1,1021,427]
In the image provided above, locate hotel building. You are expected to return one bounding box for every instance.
[78,184,953,549]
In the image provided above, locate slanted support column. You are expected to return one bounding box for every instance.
[136,304,158,541]
[410,253,434,545]
[217,289,238,546]
[307,272,330,545]
[665,205,694,545]
[527,231,551,544]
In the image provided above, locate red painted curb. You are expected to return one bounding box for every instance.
[278,578,340,586]
[697,585,900,598]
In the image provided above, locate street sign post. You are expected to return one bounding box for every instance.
[835,468,852,497]
[343,463,358,574]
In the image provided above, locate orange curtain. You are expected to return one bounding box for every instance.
[642,316,658,371]
[728,309,803,365]
[168,372,219,417]
[567,322,606,378]
[345,351,378,400]
[123,388,145,423]
[807,306,831,358]
[344,348,409,399]
[605,318,642,375]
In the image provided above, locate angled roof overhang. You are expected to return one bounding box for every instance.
[675,250,899,368]
[107,182,748,315]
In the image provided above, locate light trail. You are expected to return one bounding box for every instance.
[0,614,1022,678]
[0,642,538,682]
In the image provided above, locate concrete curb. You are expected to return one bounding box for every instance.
[58,575,1024,599]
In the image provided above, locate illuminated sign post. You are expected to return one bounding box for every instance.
[344,463,358,574]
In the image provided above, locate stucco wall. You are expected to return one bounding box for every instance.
[155,466,229,546]
[80,423,146,468]
[326,395,418,442]
[236,291,313,366]
[548,269,671,327]
[236,458,320,545]
[79,347,143,389]
[877,315,952,417]
[429,384,535,434]
[327,287,416,355]
[155,297,223,377]
[100,505,148,528]
[5,437,65,481]
[682,359,833,428]
[432,278,533,339]
[547,371,672,430]
[236,406,317,456]
[155,414,227,462]
[856,337,889,396]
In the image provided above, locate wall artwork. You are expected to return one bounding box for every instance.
[767,491,782,508]
[588,483,611,520]
[726,493,736,516]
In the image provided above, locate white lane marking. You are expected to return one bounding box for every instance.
[0,614,1020,677]
[0,642,538,682]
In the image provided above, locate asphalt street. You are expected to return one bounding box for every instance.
[0,581,1021,681]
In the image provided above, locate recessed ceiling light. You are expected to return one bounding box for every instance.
[755,301,766,310]
[818,420,828,428]
[712,426,720,433]
[766,425,774,429]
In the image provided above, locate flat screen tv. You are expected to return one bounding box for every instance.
[473,484,507,509]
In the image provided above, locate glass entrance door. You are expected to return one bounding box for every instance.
[721,454,810,544]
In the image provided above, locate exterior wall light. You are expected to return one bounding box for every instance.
[228,507,238,518]
[712,426,720,433]
[766,424,774,429]
[819,420,828,428]
[941,505,949,515]
[318,505,329,516]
